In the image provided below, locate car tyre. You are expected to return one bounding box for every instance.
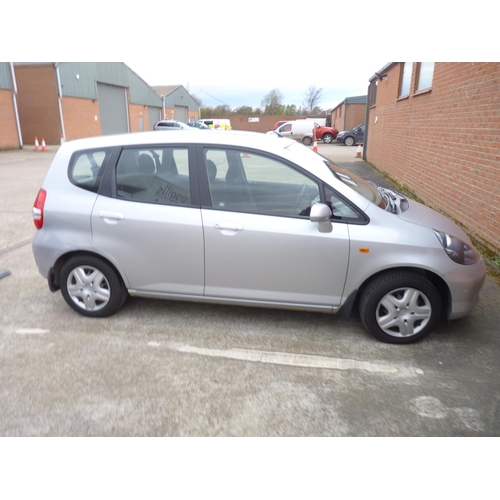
[60,255,126,318]
[322,133,334,144]
[344,136,355,147]
[302,136,313,146]
[359,271,442,344]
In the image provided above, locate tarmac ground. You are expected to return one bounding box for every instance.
[1,141,499,437]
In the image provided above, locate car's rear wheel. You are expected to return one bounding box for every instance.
[344,136,355,147]
[322,133,334,144]
[302,136,313,146]
[359,271,442,344]
[60,255,126,317]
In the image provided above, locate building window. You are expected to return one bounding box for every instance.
[371,80,378,106]
[399,62,413,97]
[417,62,434,90]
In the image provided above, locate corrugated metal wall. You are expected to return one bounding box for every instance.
[163,86,199,111]
[57,62,161,107]
[0,62,13,89]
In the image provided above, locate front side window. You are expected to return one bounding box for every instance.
[204,148,319,217]
[399,62,413,97]
[417,62,434,90]
[68,148,112,193]
[115,146,191,205]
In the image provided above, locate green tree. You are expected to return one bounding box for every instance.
[261,88,285,115]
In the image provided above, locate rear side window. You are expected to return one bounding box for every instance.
[68,148,113,193]
[115,146,191,206]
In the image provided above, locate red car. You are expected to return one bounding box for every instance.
[314,125,339,144]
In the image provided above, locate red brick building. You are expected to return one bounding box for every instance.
[13,62,163,145]
[330,95,367,133]
[0,62,22,149]
[365,62,500,255]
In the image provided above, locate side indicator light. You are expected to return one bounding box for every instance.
[359,248,370,253]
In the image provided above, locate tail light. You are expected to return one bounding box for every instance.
[33,189,47,229]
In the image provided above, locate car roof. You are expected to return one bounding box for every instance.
[57,129,298,154]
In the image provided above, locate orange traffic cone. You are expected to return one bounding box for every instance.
[356,143,362,158]
[35,137,41,151]
[313,128,318,153]
[41,138,47,152]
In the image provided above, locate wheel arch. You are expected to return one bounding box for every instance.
[347,266,451,319]
[48,250,128,292]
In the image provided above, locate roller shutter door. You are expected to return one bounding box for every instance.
[174,105,188,122]
[97,83,128,135]
[148,107,161,130]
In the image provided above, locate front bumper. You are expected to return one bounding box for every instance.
[446,259,487,320]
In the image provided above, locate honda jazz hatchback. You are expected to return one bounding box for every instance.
[32,130,486,343]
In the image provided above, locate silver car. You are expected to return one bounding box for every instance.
[32,130,486,344]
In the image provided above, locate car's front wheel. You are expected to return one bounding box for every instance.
[322,133,334,144]
[302,136,313,146]
[60,255,127,317]
[359,271,442,344]
[344,136,355,147]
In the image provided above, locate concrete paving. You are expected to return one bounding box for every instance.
[1,141,499,436]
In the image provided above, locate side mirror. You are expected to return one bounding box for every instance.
[310,203,332,233]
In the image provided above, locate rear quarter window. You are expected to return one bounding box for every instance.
[68,148,113,193]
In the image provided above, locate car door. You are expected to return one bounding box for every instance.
[91,145,204,295]
[356,124,365,143]
[277,123,293,139]
[199,146,350,308]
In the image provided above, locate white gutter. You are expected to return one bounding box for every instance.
[54,63,66,143]
[9,63,23,148]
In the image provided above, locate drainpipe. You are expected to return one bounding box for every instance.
[363,84,371,161]
[54,63,66,143]
[163,96,166,120]
[10,63,23,148]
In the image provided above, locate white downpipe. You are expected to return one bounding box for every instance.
[9,62,23,148]
[54,63,66,143]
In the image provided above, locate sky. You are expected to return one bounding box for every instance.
[124,58,388,111]
[4,0,494,113]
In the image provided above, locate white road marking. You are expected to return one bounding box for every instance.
[166,342,398,373]
[16,328,50,335]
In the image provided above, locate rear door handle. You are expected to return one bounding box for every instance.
[99,211,124,224]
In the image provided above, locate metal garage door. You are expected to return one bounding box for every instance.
[148,107,161,130]
[174,105,188,122]
[97,83,129,135]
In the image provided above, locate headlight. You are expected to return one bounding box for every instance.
[434,230,481,265]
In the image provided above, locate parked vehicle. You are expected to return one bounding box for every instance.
[315,125,339,144]
[270,120,318,145]
[197,118,231,130]
[271,120,337,145]
[273,121,288,130]
[153,120,190,130]
[336,123,365,146]
[32,129,486,344]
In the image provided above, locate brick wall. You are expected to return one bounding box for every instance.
[331,103,366,132]
[225,115,326,133]
[0,89,19,149]
[14,64,61,145]
[367,62,500,254]
[61,96,101,141]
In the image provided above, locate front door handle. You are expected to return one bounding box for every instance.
[215,222,243,231]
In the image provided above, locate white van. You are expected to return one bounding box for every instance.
[197,118,232,130]
[270,120,318,145]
